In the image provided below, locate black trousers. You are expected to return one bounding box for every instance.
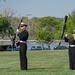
[69,46,75,70]
[19,43,27,70]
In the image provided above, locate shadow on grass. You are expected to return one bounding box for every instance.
[0,68,10,70]
[28,67,52,71]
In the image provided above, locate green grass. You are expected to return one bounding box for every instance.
[0,50,75,75]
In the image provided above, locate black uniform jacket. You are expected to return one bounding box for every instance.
[18,30,29,41]
[64,37,75,45]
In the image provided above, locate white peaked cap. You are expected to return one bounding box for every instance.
[21,22,25,25]
[20,22,27,26]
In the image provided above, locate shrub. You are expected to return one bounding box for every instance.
[0,45,11,51]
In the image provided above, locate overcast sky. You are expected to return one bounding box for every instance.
[0,0,75,18]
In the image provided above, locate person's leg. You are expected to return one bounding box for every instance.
[19,43,27,70]
[68,47,74,69]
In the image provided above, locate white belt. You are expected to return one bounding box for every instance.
[69,45,75,47]
[20,41,26,43]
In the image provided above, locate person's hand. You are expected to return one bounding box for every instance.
[65,34,68,37]
[16,42,20,46]
[16,29,19,33]
[74,36,75,40]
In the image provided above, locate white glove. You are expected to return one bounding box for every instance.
[65,34,68,37]
[16,29,19,33]
[74,36,75,40]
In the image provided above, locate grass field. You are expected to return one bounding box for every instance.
[0,50,75,75]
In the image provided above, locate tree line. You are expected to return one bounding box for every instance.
[0,9,75,49]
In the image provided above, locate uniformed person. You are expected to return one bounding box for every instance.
[64,30,75,70]
[17,22,29,70]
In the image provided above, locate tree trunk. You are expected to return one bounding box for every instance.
[48,43,51,50]
[41,42,44,50]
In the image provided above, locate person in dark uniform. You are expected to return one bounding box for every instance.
[64,30,75,70]
[17,22,29,70]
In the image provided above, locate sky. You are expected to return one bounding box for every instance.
[0,0,75,18]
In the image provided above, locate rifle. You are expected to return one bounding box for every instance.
[18,17,23,29]
[61,15,68,38]
[12,17,23,48]
[59,15,68,45]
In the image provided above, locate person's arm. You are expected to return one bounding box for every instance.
[18,31,28,41]
[64,34,69,42]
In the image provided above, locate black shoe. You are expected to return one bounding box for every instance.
[21,68,27,70]
[70,68,74,70]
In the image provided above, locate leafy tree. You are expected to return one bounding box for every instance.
[36,29,53,50]
[0,17,14,38]
[28,17,40,39]
[65,10,75,37]
[37,16,62,39]
[35,16,63,49]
